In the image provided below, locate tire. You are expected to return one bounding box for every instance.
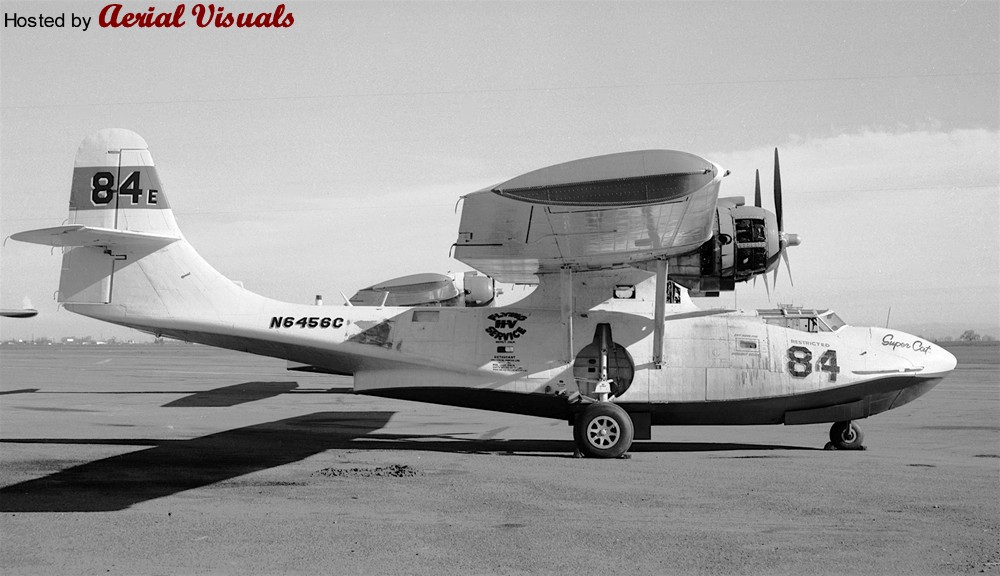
[829,420,864,450]
[574,402,634,458]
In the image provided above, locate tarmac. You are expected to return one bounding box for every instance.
[1,343,997,575]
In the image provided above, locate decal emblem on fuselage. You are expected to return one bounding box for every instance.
[881,333,932,355]
[485,312,527,342]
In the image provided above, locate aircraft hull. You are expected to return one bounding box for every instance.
[65,291,953,432]
[360,373,943,425]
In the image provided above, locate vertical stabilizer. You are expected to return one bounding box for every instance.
[69,128,180,235]
[13,129,246,324]
[59,129,181,303]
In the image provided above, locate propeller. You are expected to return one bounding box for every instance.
[773,149,782,232]
[754,169,762,208]
[752,259,772,300]
[752,274,772,300]
[771,148,801,286]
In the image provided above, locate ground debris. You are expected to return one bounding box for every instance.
[313,464,420,478]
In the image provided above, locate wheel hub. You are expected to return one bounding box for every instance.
[587,416,620,448]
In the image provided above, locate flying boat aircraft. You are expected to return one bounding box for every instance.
[11,129,956,458]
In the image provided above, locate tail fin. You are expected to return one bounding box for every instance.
[67,129,181,236]
[12,129,243,322]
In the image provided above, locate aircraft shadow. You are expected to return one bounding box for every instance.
[354,435,818,457]
[0,410,394,513]
[634,441,817,453]
[162,381,302,407]
[0,411,818,512]
[33,383,352,398]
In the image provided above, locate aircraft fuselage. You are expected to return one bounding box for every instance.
[64,270,952,437]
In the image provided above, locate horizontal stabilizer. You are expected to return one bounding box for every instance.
[10,225,180,249]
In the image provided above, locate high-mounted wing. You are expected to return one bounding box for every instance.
[453,150,723,283]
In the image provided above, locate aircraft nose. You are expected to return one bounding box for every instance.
[873,329,957,375]
[927,344,958,375]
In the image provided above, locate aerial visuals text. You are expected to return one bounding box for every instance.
[2,4,296,32]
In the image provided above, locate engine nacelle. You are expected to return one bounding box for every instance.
[666,197,782,296]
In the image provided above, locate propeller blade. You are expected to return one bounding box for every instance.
[773,148,783,232]
[754,169,762,208]
[782,250,794,286]
[763,272,771,300]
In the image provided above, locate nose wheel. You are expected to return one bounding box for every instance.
[826,420,865,450]
[573,402,634,458]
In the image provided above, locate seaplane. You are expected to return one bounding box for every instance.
[10,129,957,458]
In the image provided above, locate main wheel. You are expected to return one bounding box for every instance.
[829,420,864,450]
[574,402,634,458]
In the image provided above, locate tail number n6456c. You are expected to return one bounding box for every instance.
[786,346,840,381]
[269,316,345,329]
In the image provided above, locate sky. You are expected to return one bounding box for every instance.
[1,1,998,342]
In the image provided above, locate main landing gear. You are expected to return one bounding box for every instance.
[573,402,634,459]
[826,420,866,450]
[570,323,637,458]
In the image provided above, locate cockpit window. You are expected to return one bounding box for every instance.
[758,309,846,333]
[788,317,820,333]
[819,312,846,331]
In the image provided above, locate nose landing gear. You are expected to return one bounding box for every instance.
[826,420,866,450]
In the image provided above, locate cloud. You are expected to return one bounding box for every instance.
[709,127,998,196]
[700,128,999,331]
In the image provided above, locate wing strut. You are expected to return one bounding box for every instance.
[653,259,667,369]
[560,267,574,364]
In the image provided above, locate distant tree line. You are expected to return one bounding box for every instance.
[958,330,995,342]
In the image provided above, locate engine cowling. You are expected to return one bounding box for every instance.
[666,197,796,296]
